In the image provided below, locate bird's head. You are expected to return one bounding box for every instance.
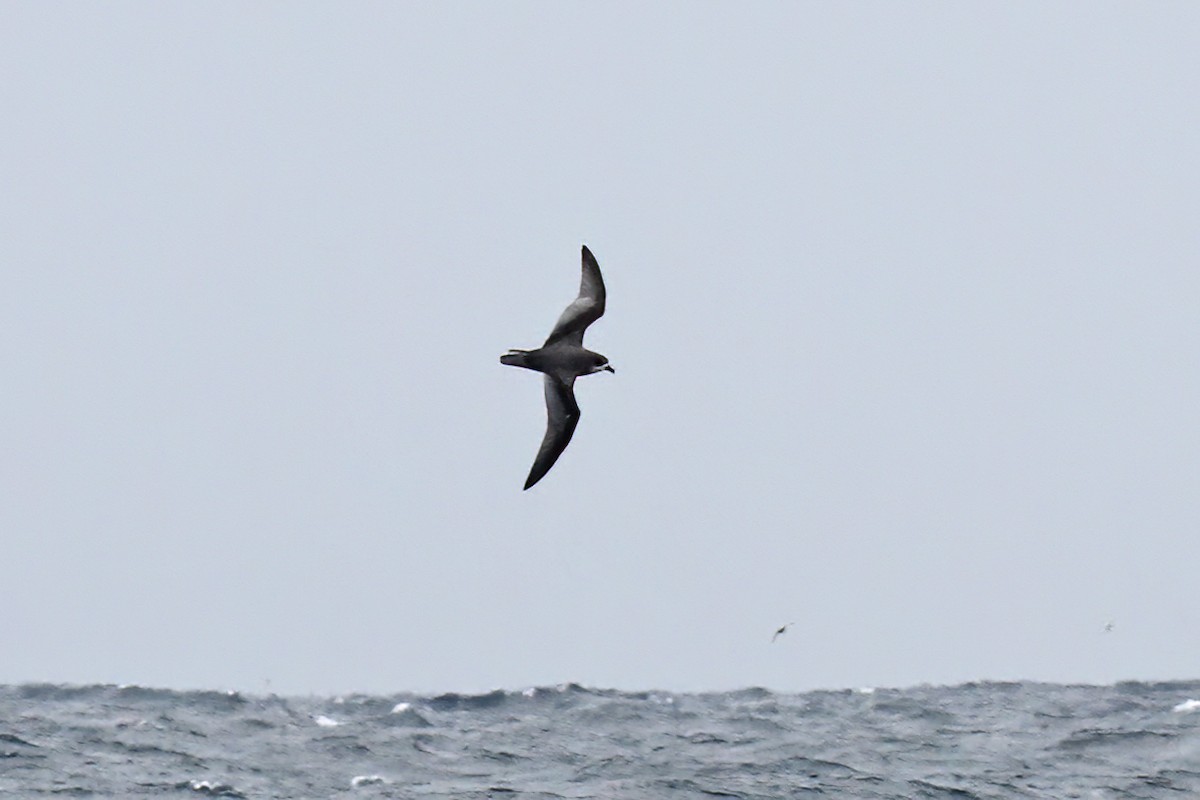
[590,354,615,374]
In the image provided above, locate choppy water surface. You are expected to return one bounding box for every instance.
[2,681,1198,798]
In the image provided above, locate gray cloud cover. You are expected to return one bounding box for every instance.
[1,3,1197,695]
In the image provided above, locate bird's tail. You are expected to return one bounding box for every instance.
[500,349,531,368]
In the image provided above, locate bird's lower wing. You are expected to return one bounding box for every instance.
[524,376,581,490]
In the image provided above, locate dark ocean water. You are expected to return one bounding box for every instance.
[2,681,1198,799]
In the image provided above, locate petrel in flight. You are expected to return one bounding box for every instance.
[501,245,614,490]
[772,623,795,643]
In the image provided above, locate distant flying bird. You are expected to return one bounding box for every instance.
[1103,621,1115,634]
[772,623,795,643]
[501,245,614,490]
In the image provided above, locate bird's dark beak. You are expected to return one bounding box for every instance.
[603,365,615,373]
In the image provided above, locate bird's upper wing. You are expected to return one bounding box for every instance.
[524,375,581,490]
[543,245,606,347]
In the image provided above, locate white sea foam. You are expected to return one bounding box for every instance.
[351,775,387,787]
[522,687,538,698]
[390,702,411,713]
[1172,699,1200,713]
[189,780,239,793]
[858,687,876,695]
[315,715,340,727]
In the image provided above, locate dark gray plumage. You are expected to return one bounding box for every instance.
[501,245,614,490]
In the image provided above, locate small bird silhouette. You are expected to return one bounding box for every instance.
[771,622,795,643]
[1103,621,1115,634]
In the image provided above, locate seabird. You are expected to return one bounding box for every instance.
[771,622,795,643]
[501,245,614,490]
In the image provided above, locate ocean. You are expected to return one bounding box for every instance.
[2,680,1198,798]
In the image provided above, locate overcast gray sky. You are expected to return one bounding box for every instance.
[2,3,1197,696]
